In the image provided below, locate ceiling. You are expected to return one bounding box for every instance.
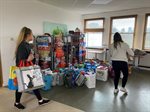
[38,0,150,14]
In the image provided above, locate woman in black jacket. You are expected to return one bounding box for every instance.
[15,27,49,109]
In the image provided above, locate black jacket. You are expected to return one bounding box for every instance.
[16,41,31,66]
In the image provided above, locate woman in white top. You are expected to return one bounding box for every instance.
[109,32,134,94]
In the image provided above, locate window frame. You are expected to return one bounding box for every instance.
[0,56,2,87]
[109,15,137,48]
[84,18,105,48]
[143,13,150,50]
[84,18,105,33]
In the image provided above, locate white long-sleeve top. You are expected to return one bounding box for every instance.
[109,42,134,62]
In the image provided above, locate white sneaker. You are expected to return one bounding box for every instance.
[114,89,119,94]
[120,87,128,93]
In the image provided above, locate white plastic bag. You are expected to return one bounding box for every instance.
[96,66,108,81]
[85,72,96,89]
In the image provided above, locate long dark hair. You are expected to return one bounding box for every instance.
[113,32,123,49]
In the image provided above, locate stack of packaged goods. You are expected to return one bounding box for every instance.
[51,72,57,86]
[69,28,86,65]
[100,61,114,78]
[40,61,98,89]
[63,35,71,65]
[53,28,66,69]
[63,68,77,88]
[85,60,99,73]
[56,68,65,86]
[76,62,96,89]
[84,59,113,84]
[36,34,54,91]
[79,35,86,63]
[41,69,53,91]
[36,35,52,70]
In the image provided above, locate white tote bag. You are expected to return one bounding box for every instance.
[16,65,44,92]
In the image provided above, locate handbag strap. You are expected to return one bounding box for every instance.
[19,60,25,67]
[25,61,34,66]
[19,60,33,67]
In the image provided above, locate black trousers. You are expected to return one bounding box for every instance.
[15,89,42,103]
[112,61,129,89]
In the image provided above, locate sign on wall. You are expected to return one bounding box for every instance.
[43,21,68,36]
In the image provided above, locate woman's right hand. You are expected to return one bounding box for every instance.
[27,53,34,61]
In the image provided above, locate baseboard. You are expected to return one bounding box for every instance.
[138,67,150,71]
[138,65,150,68]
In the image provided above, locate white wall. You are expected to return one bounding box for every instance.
[82,8,150,64]
[0,0,81,86]
[82,7,150,49]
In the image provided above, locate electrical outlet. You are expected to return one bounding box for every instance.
[10,37,14,41]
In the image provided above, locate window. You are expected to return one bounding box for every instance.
[86,20,103,29]
[110,15,137,48]
[85,32,103,48]
[84,18,104,48]
[143,14,150,50]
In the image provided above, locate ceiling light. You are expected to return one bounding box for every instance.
[91,0,113,4]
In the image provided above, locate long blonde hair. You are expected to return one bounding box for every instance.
[15,27,32,56]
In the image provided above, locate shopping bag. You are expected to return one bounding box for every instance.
[75,74,86,87]
[85,72,96,89]
[36,36,51,59]
[64,69,76,88]
[16,61,45,92]
[42,75,52,91]
[8,66,18,90]
[96,66,108,81]
[51,72,57,86]
[56,72,64,86]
